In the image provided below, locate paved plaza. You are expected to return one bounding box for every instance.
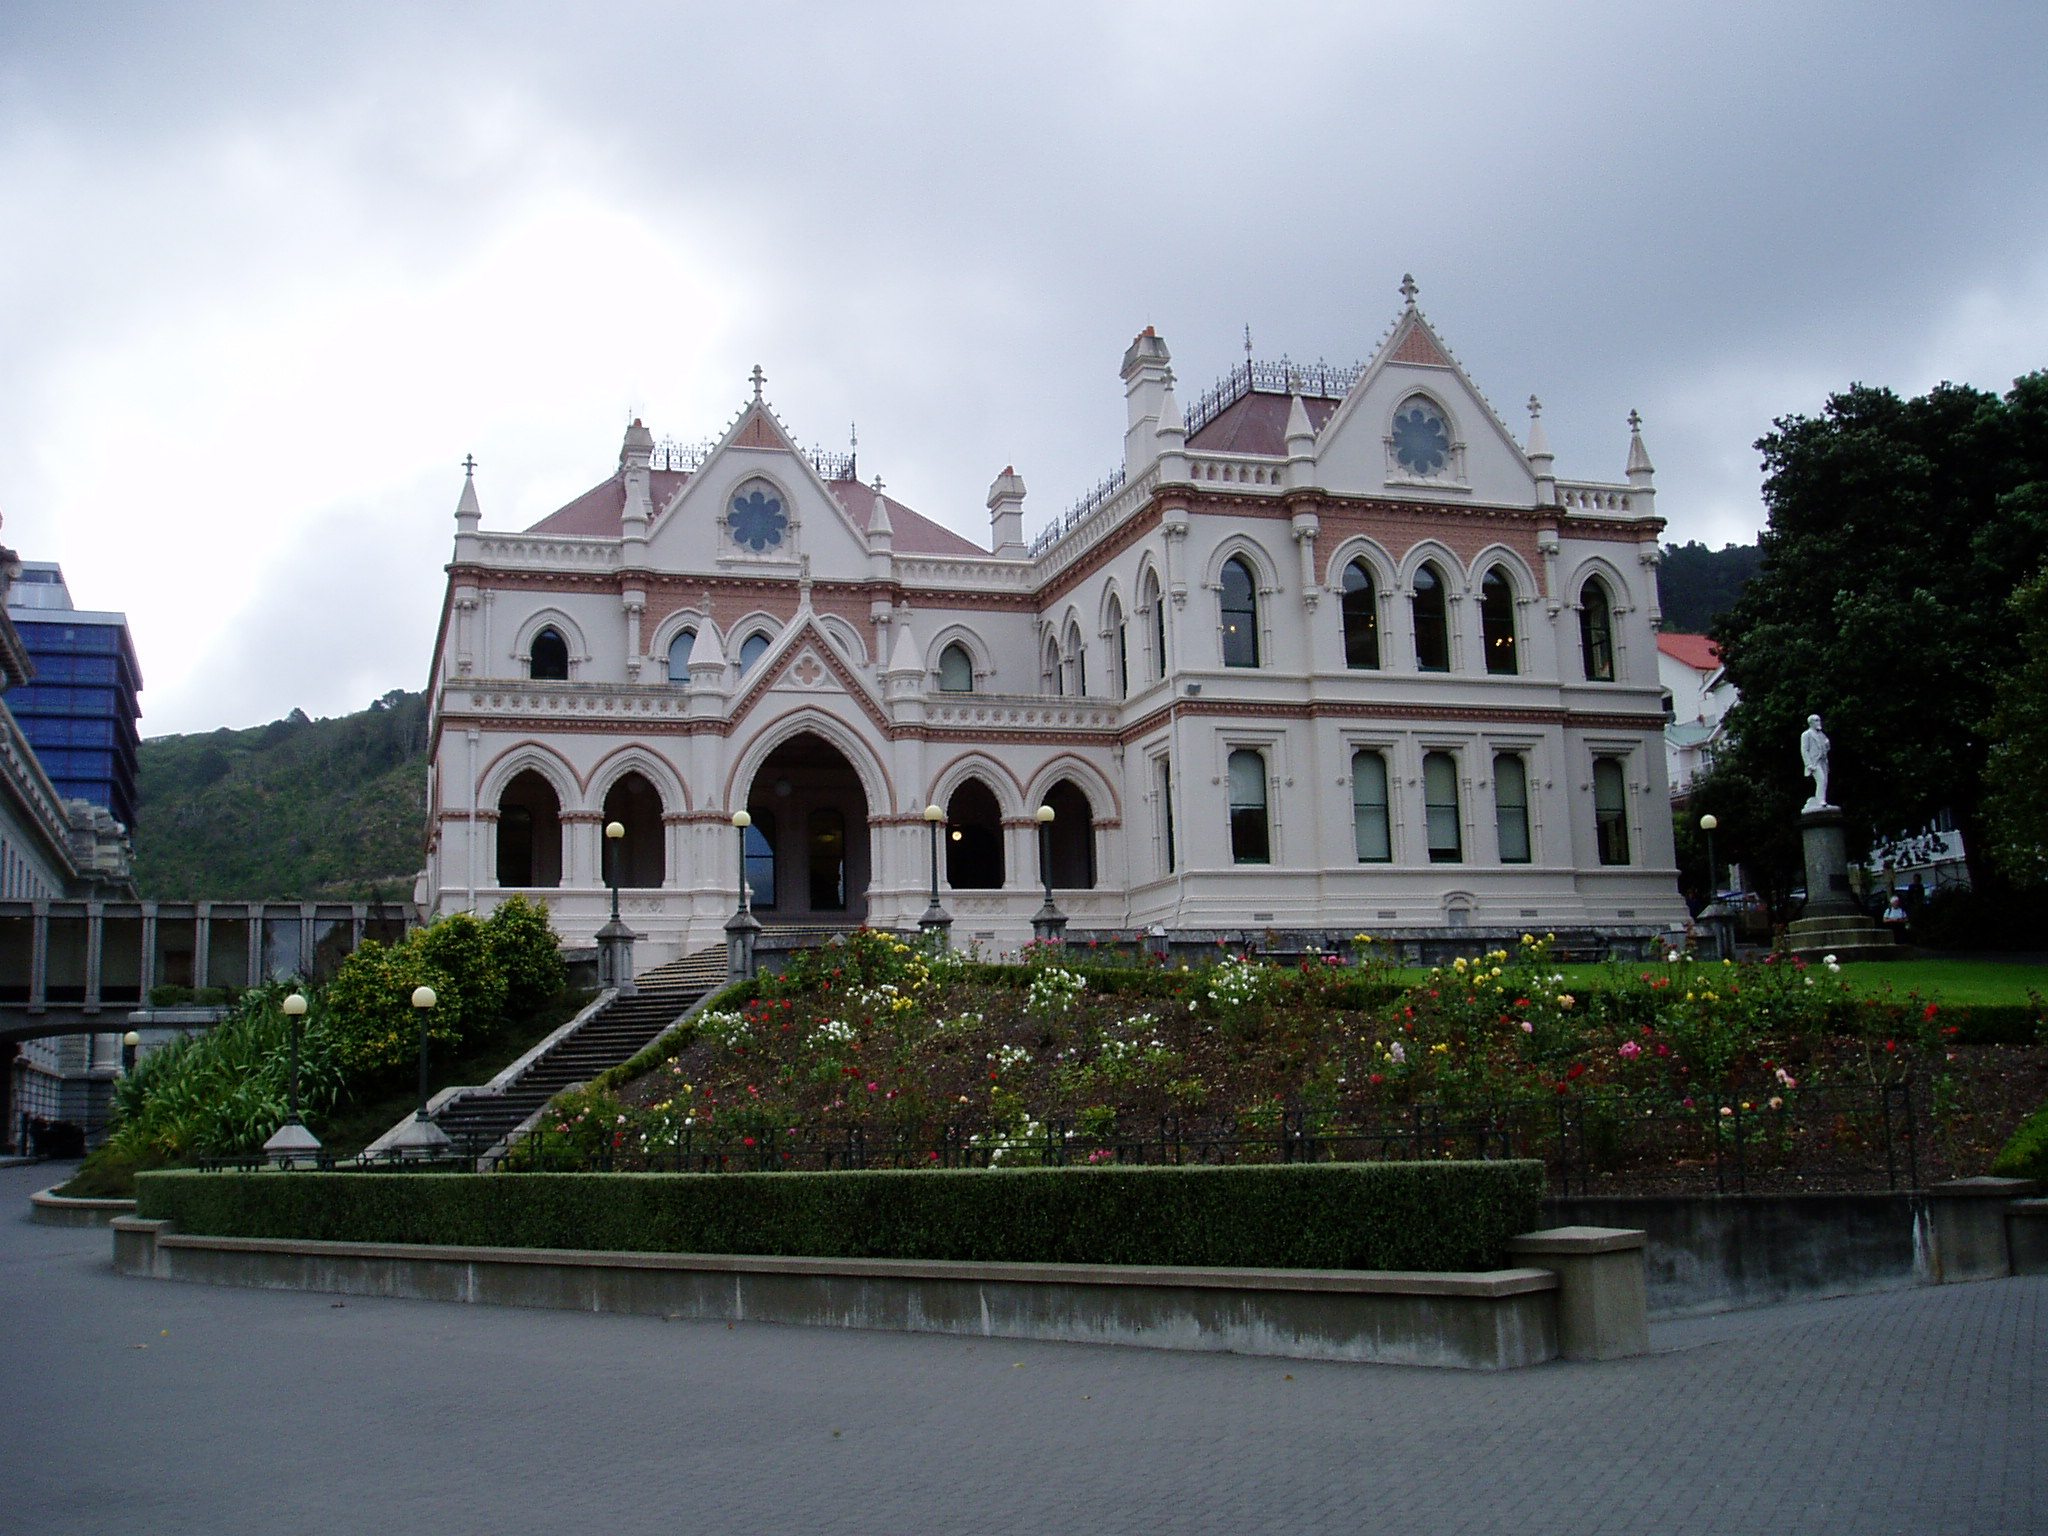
[2,1160,2040,1535]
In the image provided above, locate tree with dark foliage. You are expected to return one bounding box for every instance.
[1709,373,2048,894]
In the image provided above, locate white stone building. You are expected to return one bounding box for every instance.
[1658,633,1734,796]
[421,284,1689,962]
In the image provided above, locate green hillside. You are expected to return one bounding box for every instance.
[1657,540,1762,634]
[132,690,429,900]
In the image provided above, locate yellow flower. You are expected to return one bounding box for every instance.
[1556,994,1575,1009]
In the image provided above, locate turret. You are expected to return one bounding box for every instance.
[454,455,482,550]
[987,466,1027,558]
[620,418,655,551]
[1625,409,1656,516]
[1121,326,1173,475]
[1526,397,1556,507]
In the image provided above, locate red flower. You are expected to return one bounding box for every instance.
[1884,1039,1897,1053]
[1567,1062,1587,1080]
[1368,1073,1385,1086]
[1923,1003,1939,1021]
[743,1136,756,1146]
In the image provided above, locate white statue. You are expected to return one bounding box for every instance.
[1800,713,1832,810]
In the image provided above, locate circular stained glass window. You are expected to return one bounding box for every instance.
[727,482,788,551]
[1391,401,1452,477]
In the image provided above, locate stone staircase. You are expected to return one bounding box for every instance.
[1783,913,1900,963]
[433,948,730,1157]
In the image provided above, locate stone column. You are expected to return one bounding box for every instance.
[1504,1226,1649,1360]
[1920,1176,2039,1283]
[1799,807,1859,919]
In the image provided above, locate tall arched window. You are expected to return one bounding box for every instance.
[1579,578,1616,681]
[1594,757,1631,864]
[1151,583,1168,680]
[666,628,695,684]
[601,772,665,887]
[1341,560,1380,669]
[495,770,562,887]
[1108,598,1128,698]
[1423,751,1462,863]
[1065,621,1087,695]
[1351,750,1391,862]
[1220,557,1260,668]
[1227,749,1270,864]
[1480,567,1518,675]
[1412,564,1450,672]
[1494,753,1531,864]
[1044,779,1096,889]
[945,779,1004,888]
[738,632,771,674]
[1044,636,1063,696]
[529,627,569,681]
[937,642,975,693]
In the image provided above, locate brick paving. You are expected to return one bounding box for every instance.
[3,1160,2040,1535]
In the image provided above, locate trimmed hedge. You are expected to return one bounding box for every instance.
[136,1159,1544,1272]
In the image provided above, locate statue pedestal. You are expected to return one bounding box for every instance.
[1799,807,1859,919]
[1789,806,1896,961]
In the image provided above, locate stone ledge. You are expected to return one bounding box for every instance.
[1505,1225,1646,1257]
[30,1187,136,1227]
[112,1218,1570,1370]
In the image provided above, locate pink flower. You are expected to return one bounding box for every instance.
[1519,1020,1534,1033]
[1618,1041,1642,1060]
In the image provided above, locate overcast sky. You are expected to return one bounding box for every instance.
[4,2,2046,738]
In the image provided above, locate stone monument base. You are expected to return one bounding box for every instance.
[1788,806,1896,961]
[1784,913,1897,963]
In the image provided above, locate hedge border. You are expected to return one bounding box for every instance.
[137,1159,1544,1272]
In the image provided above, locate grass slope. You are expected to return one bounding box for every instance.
[133,690,428,899]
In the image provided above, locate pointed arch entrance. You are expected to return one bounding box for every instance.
[742,732,871,923]
[496,770,563,888]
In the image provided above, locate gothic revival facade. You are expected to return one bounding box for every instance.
[421,285,1688,962]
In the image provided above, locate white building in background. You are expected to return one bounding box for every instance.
[1658,632,1734,796]
[420,281,1689,963]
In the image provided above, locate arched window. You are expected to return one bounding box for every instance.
[1351,750,1391,862]
[744,809,777,909]
[1494,753,1531,864]
[1341,560,1380,669]
[1423,751,1462,863]
[1227,749,1270,864]
[1044,779,1096,889]
[739,632,770,674]
[1594,757,1631,865]
[937,642,975,693]
[1580,578,1616,682]
[529,627,569,681]
[945,779,1004,888]
[1044,636,1063,696]
[1065,621,1087,696]
[1480,567,1518,675]
[666,628,695,684]
[1220,556,1260,668]
[1412,564,1450,672]
[495,770,562,887]
[1107,598,1127,699]
[1145,572,1168,681]
[600,772,665,888]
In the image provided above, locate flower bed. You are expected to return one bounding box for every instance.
[523,931,2046,1192]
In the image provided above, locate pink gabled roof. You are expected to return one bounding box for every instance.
[525,470,691,536]
[1186,392,1338,456]
[829,479,987,557]
[1657,633,1721,672]
[519,466,986,557]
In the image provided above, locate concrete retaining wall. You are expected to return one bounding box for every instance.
[110,1218,1619,1370]
[30,1187,136,1227]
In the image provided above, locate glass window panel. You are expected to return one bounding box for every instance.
[666,628,695,683]
[1220,557,1260,668]
[1342,561,1380,669]
[938,643,974,692]
[1227,749,1270,864]
[1494,754,1531,863]
[1595,757,1631,865]
[1351,750,1390,862]
[1424,751,1462,863]
[1413,564,1450,672]
[1481,568,1518,675]
[1580,579,1615,681]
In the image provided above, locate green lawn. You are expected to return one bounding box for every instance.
[1547,957,2047,1007]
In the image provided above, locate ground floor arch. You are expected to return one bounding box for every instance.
[600,771,665,888]
[497,769,563,888]
[742,732,871,923]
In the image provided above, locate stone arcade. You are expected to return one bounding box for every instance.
[420,283,1688,963]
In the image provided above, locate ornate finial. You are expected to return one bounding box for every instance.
[461,453,478,479]
[749,363,766,402]
[1243,323,1253,362]
[1399,273,1419,307]
[871,473,885,496]
[1527,395,1542,419]
[1628,408,1643,432]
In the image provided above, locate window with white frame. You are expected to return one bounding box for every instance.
[1351,749,1391,862]
[1494,752,1531,863]
[1594,756,1631,864]
[1423,750,1462,863]
[1227,749,1270,864]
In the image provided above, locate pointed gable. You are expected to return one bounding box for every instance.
[1307,285,1539,507]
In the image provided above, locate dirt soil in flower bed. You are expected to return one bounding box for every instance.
[573,935,2048,1195]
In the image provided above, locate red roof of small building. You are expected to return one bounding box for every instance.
[1657,632,1721,672]
[1185,392,1338,456]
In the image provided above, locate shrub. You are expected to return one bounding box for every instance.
[487,894,568,1013]
[136,1158,1545,1271]
[415,913,508,1026]
[1992,1103,2048,1181]
[321,938,460,1082]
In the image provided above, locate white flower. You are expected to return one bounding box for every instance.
[1666,950,1681,963]
[1823,954,1837,966]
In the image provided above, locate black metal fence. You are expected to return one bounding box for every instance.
[479,1082,1919,1195]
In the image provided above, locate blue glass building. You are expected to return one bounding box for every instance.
[5,564,143,830]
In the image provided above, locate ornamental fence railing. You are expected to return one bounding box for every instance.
[453,1082,1918,1196]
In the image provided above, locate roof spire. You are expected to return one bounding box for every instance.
[1399,273,1419,309]
[1244,323,1253,363]
[454,454,481,534]
[749,363,766,403]
[1626,408,1655,482]
[461,453,478,480]
[1525,396,1556,507]
[849,421,858,481]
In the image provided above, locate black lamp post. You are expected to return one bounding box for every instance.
[410,985,437,1124]
[919,803,952,944]
[726,809,761,983]
[1699,813,1719,905]
[261,991,324,1161]
[121,1029,139,1077]
[1032,803,1067,944]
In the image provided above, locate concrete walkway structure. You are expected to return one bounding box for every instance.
[4,1162,2041,1534]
